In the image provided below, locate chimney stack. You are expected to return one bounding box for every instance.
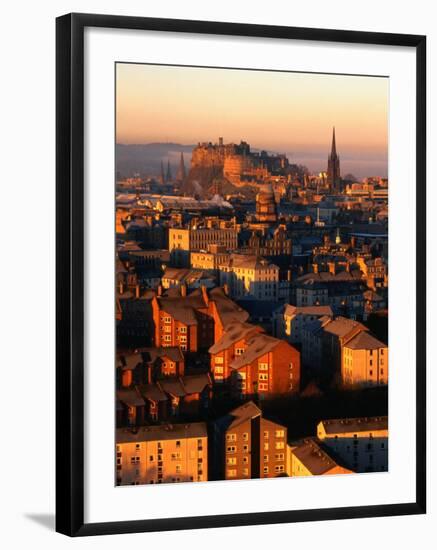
[180,283,187,297]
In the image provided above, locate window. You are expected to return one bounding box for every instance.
[163,335,171,342]
[226,433,237,442]
[164,317,171,323]
[275,465,285,473]
[264,442,269,451]
[235,348,245,355]
[226,457,237,465]
[215,356,224,364]
[179,326,187,333]
[242,468,249,476]
[259,373,268,381]
[275,430,284,438]
[263,466,269,474]
[226,446,236,453]
[275,453,285,461]
[164,325,171,333]
[227,469,237,478]
[135,443,141,450]
[258,383,268,391]
[149,455,154,462]
[171,452,181,460]
[130,456,140,464]
[179,335,187,343]
[275,442,285,450]
[176,465,182,473]
[369,370,373,376]
[242,432,249,441]
[215,366,224,374]
[258,362,268,371]
[264,431,269,439]
[243,445,249,453]
[263,455,269,462]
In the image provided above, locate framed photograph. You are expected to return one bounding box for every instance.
[56,13,426,536]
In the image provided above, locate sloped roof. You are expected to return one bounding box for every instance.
[227,401,262,430]
[137,384,168,403]
[138,346,184,364]
[117,388,145,408]
[181,373,211,394]
[230,333,283,370]
[208,321,263,354]
[157,290,206,325]
[158,378,186,398]
[323,317,366,338]
[344,331,387,350]
[116,422,207,444]
[284,304,333,317]
[209,287,249,327]
[319,416,388,435]
[117,352,143,371]
[292,439,340,475]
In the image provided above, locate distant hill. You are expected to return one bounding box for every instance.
[116,143,194,178]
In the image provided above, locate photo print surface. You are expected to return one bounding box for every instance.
[115,63,389,487]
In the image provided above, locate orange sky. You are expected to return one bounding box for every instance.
[116,63,388,177]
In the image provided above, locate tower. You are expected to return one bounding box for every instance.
[327,127,341,192]
[176,152,186,183]
[166,160,172,182]
[160,160,165,184]
[255,183,278,224]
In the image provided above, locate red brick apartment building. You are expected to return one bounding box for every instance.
[151,285,249,352]
[209,321,300,397]
[213,401,288,480]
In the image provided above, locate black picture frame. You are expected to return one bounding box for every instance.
[56,12,426,537]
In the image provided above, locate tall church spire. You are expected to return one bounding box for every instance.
[160,160,165,184]
[166,160,172,182]
[331,126,337,156]
[176,152,186,182]
[327,126,341,192]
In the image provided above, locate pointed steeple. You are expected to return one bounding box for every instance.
[160,160,165,184]
[176,152,186,182]
[327,126,341,191]
[331,126,337,157]
[166,160,172,182]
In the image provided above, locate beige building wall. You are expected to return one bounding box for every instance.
[117,429,207,485]
[317,421,388,473]
[342,345,388,386]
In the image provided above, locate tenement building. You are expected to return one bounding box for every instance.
[209,321,300,397]
[317,416,388,473]
[169,226,238,266]
[289,438,352,476]
[213,401,287,480]
[218,254,280,301]
[116,422,208,485]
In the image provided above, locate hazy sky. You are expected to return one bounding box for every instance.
[116,63,388,177]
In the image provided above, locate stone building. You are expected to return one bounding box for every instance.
[317,416,388,473]
[213,402,287,480]
[255,183,278,223]
[116,423,208,485]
